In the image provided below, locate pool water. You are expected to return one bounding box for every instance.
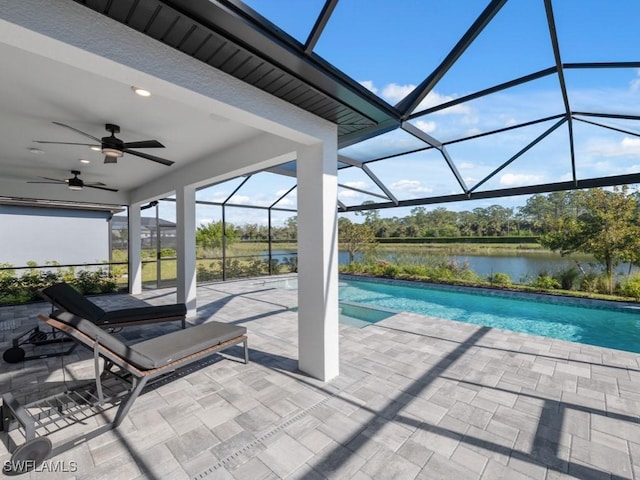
[339,278,640,353]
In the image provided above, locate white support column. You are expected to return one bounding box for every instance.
[128,203,142,294]
[176,185,197,317]
[297,141,339,381]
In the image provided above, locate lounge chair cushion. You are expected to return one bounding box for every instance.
[42,283,106,323]
[53,311,157,370]
[53,312,246,370]
[101,304,187,325]
[132,322,247,367]
[42,282,186,326]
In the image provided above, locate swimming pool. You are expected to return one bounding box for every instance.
[339,277,640,354]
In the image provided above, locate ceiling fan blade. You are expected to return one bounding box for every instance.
[86,184,119,192]
[86,182,107,186]
[52,121,101,142]
[27,181,64,184]
[33,141,98,147]
[104,156,118,164]
[124,149,174,166]
[124,140,165,149]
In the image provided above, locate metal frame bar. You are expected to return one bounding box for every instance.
[304,0,338,54]
[338,183,389,200]
[572,116,640,138]
[342,172,640,212]
[544,0,576,185]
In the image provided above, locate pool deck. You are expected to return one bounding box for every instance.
[2,276,640,479]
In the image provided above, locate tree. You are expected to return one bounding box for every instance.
[540,186,640,293]
[338,218,377,264]
[196,221,237,250]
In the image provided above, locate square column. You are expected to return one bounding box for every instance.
[297,142,339,381]
[176,185,197,317]
[128,203,142,294]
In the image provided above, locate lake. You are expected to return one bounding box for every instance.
[269,249,636,282]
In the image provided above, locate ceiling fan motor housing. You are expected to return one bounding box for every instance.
[102,123,125,153]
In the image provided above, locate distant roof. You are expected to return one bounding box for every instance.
[112,216,176,229]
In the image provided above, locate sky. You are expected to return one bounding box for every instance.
[164,0,640,226]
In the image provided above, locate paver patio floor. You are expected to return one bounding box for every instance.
[2,276,640,479]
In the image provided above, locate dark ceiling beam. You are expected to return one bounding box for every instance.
[544,0,576,185]
[394,0,508,117]
[573,112,640,121]
[342,172,640,212]
[572,116,640,138]
[304,0,338,54]
[564,61,640,69]
[408,67,557,119]
[181,0,398,123]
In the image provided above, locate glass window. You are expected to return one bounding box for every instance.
[366,148,465,201]
[565,68,640,116]
[574,120,640,180]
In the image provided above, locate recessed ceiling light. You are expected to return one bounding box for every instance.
[79,159,90,164]
[90,146,101,151]
[132,86,151,97]
[28,147,44,154]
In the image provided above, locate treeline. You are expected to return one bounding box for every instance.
[349,190,627,239]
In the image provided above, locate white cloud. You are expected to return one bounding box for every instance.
[499,173,543,186]
[585,137,640,158]
[414,120,437,133]
[360,80,378,95]
[390,179,433,195]
[630,69,640,93]
[343,181,368,189]
[369,82,471,115]
[459,162,475,170]
[380,83,414,104]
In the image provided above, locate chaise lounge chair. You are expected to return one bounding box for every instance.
[2,282,187,363]
[1,311,248,474]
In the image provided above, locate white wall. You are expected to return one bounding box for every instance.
[0,205,110,267]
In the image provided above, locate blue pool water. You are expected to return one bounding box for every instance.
[339,278,640,353]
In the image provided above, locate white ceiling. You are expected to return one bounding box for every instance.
[0,40,262,200]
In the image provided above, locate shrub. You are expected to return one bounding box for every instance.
[487,272,512,285]
[530,275,560,290]
[553,266,580,290]
[621,274,640,300]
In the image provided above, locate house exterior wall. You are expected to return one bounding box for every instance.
[0,205,110,267]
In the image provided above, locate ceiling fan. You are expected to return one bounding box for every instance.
[34,122,174,166]
[28,170,118,192]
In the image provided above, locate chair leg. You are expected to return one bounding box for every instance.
[112,377,148,428]
[243,338,249,364]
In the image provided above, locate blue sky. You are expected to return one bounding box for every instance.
[185,0,640,226]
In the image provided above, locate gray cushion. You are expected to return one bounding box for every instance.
[131,322,247,367]
[53,312,246,370]
[53,311,157,370]
[101,304,186,324]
